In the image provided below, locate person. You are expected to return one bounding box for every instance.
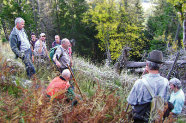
[52,35,61,48]
[9,17,36,79]
[169,78,185,116]
[30,33,38,52]
[34,33,49,64]
[53,38,72,73]
[127,50,170,123]
[46,69,75,101]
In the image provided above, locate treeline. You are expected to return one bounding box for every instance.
[0,0,185,63]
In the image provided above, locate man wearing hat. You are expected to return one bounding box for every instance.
[169,78,185,116]
[34,33,49,65]
[127,50,170,122]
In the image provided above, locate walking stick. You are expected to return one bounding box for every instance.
[67,64,84,100]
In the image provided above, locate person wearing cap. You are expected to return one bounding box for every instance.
[52,35,61,48]
[34,33,49,65]
[127,50,170,122]
[9,17,36,79]
[169,78,185,116]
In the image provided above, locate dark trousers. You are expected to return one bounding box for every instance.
[22,48,36,79]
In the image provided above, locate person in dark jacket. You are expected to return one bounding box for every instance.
[9,17,35,79]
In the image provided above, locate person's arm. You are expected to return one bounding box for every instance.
[10,35,24,59]
[53,47,62,68]
[171,98,184,114]
[39,40,43,53]
[43,43,49,58]
[127,80,140,105]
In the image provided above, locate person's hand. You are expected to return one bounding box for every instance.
[142,66,149,75]
[20,52,25,59]
[56,61,61,68]
[32,55,34,63]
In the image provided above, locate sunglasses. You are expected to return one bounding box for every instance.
[42,36,46,37]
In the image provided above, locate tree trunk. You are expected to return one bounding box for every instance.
[54,0,61,34]
[105,32,112,65]
[30,0,39,34]
[114,47,130,74]
[1,19,9,40]
[174,22,181,45]
[126,60,186,68]
[183,17,186,50]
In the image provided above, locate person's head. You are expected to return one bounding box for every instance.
[169,78,182,91]
[15,17,25,30]
[55,35,60,43]
[40,33,46,41]
[31,33,36,41]
[146,50,164,71]
[70,39,76,47]
[61,38,70,50]
[61,69,71,81]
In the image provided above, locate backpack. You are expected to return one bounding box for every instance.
[49,45,63,62]
[143,79,165,122]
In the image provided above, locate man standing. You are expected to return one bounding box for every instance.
[169,78,185,116]
[9,17,36,79]
[52,35,61,48]
[30,33,38,52]
[127,50,170,123]
[53,38,72,73]
[34,33,49,63]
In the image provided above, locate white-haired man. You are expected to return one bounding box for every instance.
[9,17,35,79]
[53,38,72,73]
[46,69,71,99]
[169,78,185,116]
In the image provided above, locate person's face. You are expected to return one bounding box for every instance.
[55,36,60,43]
[17,21,25,30]
[63,41,70,49]
[31,35,36,41]
[169,83,175,91]
[40,35,46,41]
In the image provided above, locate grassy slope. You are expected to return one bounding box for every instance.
[0,42,183,122]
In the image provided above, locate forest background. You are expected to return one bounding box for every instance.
[0,0,185,64]
[0,0,186,122]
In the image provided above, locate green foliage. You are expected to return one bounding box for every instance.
[83,0,148,61]
[0,0,37,36]
[167,0,186,22]
[146,0,182,51]
[2,38,7,43]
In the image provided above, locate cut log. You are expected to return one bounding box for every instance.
[126,60,186,68]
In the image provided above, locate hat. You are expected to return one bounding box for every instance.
[146,50,164,64]
[40,33,46,37]
[169,78,182,88]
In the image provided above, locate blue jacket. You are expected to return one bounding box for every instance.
[169,89,185,114]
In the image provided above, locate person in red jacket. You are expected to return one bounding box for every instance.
[46,69,71,99]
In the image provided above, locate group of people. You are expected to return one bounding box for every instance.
[9,17,75,102]
[9,17,185,121]
[127,50,185,122]
[10,17,73,77]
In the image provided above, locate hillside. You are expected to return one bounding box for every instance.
[0,42,186,122]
